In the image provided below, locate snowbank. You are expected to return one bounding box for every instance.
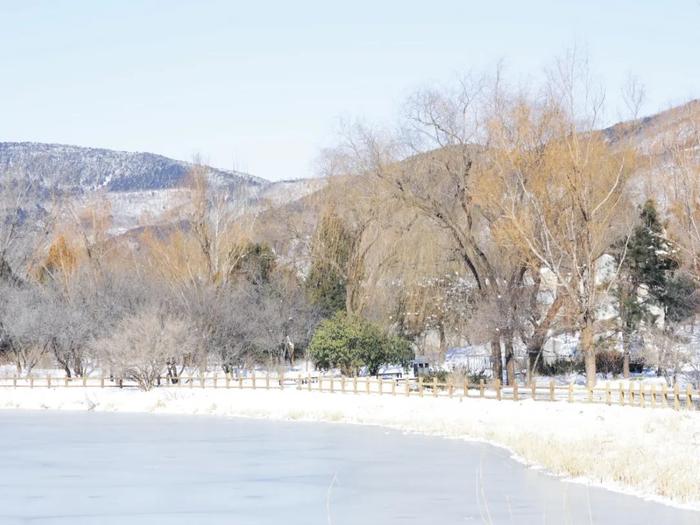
[1,387,699,510]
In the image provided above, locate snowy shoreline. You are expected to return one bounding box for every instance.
[1,387,699,511]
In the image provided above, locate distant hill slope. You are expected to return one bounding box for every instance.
[604,99,700,155]
[0,142,325,233]
[0,142,265,193]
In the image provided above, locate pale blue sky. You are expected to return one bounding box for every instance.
[1,1,699,181]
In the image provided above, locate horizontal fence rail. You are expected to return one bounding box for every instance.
[0,373,697,411]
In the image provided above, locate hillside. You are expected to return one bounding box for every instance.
[0,142,324,233]
[0,142,265,192]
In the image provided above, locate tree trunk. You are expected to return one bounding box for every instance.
[581,319,596,388]
[73,353,84,378]
[526,340,543,384]
[490,336,503,383]
[621,330,630,378]
[438,324,447,363]
[524,293,563,383]
[504,331,515,386]
[527,350,539,383]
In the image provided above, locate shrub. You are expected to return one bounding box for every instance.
[422,369,448,384]
[595,349,624,376]
[308,312,413,376]
[94,308,195,390]
[539,357,584,376]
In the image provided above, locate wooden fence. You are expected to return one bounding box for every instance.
[0,373,697,411]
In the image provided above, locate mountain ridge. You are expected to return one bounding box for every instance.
[0,141,267,193]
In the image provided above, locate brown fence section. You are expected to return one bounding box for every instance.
[0,373,698,411]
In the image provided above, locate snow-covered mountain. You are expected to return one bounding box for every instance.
[0,142,325,233]
[0,142,265,193]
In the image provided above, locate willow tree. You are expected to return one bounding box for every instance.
[306,211,353,315]
[333,72,574,384]
[330,75,510,382]
[495,84,636,387]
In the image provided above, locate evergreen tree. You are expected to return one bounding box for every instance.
[227,241,277,285]
[614,200,678,376]
[305,212,352,316]
[307,312,414,376]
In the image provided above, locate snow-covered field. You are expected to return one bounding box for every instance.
[1,387,699,511]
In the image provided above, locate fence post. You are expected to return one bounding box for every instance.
[378,378,382,396]
[296,376,302,391]
[673,383,680,411]
[101,374,105,388]
[225,373,230,389]
[200,373,205,389]
[464,380,468,398]
[341,376,346,393]
[419,377,424,398]
[686,385,693,410]
[530,381,536,401]
[629,382,634,405]
[606,382,611,405]
[662,383,668,408]
[82,375,87,387]
[308,374,312,392]
[279,372,284,390]
[238,374,243,389]
[639,383,645,408]
[29,375,34,389]
[568,383,573,403]
[252,373,256,390]
[266,372,270,390]
[405,379,410,397]
[448,383,453,399]
[366,377,370,395]
[392,379,396,396]
[353,376,358,394]
[513,380,519,401]
[13,375,17,388]
[213,373,218,389]
[479,379,485,398]
[64,376,68,388]
[619,383,624,406]
[330,376,334,394]
[432,377,438,398]
[587,385,593,403]
[651,384,656,408]
[549,380,555,402]
[495,379,502,401]
[47,375,51,389]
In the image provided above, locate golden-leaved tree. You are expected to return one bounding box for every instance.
[492,64,637,387]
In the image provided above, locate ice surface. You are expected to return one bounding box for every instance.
[0,411,698,525]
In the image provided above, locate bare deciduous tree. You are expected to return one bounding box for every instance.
[94,308,195,390]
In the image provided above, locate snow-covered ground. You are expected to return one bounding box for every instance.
[1,387,699,511]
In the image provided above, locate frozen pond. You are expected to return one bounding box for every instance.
[0,411,698,525]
